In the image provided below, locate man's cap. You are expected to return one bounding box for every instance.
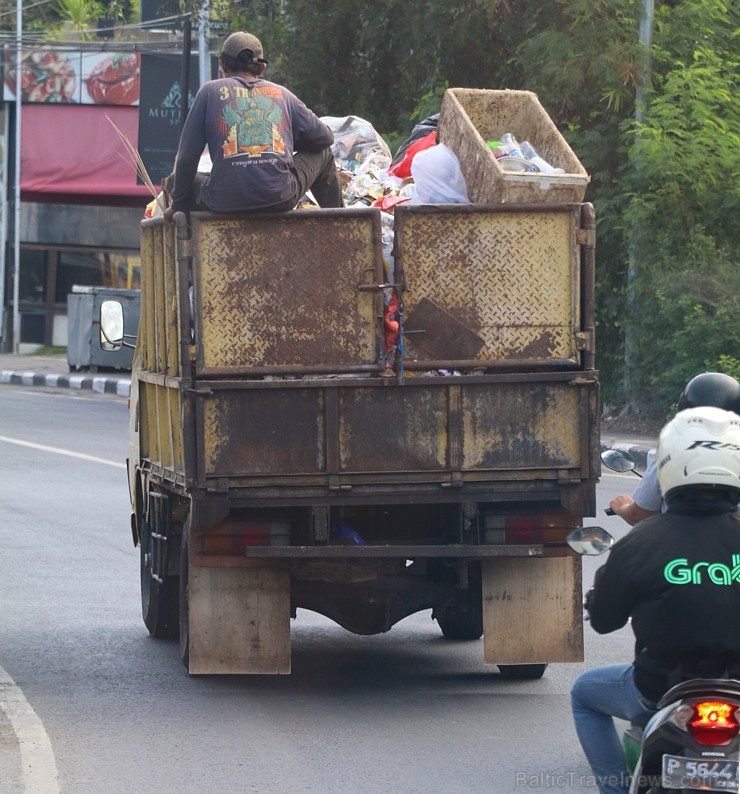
[220,32,266,63]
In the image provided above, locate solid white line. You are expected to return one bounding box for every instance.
[0,435,125,469]
[0,664,60,794]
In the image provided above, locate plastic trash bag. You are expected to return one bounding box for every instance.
[388,130,437,179]
[410,144,470,204]
[321,115,391,174]
[390,113,439,167]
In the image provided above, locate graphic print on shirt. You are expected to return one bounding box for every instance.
[219,86,287,158]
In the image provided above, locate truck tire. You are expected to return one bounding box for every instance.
[497,664,548,680]
[434,604,483,641]
[178,524,190,671]
[140,511,179,639]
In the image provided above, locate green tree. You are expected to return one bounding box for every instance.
[624,0,739,415]
[512,0,643,408]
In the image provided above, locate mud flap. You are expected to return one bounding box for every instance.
[481,556,583,665]
[187,566,291,674]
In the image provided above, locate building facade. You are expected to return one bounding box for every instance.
[1,43,195,352]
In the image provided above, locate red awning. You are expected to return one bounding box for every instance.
[21,104,154,204]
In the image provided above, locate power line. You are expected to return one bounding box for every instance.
[0,13,208,53]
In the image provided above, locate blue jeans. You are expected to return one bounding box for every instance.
[571,664,655,794]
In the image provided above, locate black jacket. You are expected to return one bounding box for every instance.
[588,505,740,703]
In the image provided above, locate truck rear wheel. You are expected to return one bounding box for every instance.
[497,664,548,680]
[140,509,179,639]
[434,604,483,641]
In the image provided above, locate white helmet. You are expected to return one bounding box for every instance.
[657,406,740,504]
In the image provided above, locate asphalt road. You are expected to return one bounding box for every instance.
[0,385,638,794]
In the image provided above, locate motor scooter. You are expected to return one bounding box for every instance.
[566,526,740,794]
[624,676,740,793]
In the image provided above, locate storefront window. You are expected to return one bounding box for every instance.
[55,250,140,302]
[19,249,47,303]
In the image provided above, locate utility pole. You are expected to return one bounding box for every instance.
[198,0,210,88]
[12,0,22,352]
[623,0,654,405]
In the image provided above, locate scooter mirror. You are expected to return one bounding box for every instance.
[566,526,614,556]
[601,448,636,474]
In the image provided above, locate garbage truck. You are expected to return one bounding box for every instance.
[110,194,598,676]
[106,88,599,676]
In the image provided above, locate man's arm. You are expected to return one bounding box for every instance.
[166,90,209,215]
[608,454,661,526]
[587,540,642,634]
[290,94,333,153]
[609,494,658,526]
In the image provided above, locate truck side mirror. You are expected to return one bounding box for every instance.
[100,300,124,351]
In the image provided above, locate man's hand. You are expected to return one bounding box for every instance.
[163,205,177,222]
[608,494,658,527]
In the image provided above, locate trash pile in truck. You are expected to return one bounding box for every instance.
[321,112,470,209]
[323,88,590,210]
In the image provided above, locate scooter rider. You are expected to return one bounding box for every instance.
[609,372,740,525]
[571,406,740,794]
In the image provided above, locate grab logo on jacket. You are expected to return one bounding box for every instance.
[664,555,740,585]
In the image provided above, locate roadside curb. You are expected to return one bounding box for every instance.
[1,369,131,398]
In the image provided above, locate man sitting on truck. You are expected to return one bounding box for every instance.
[164,31,343,219]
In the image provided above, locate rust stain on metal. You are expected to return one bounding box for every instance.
[395,206,579,362]
[462,382,581,469]
[193,212,382,371]
[204,389,326,477]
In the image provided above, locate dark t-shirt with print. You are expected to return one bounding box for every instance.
[170,77,333,213]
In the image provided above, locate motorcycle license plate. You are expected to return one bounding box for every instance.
[662,755,739,791]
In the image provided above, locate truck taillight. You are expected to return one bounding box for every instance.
[688,701,740,746]
[205,518,290,555]
[503,517,543,544]
[483,513,575,545]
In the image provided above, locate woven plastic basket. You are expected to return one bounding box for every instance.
[437,88,590,204]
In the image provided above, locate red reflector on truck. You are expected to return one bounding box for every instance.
[204,518,290,555]
[241,525,272,546]
[505,528,544,544]
[239,522,290,547]
[504,517,542,544]
[483,513,578,545]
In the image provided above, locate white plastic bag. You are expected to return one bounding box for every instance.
[410,144,469,204]
[321,115,391,174]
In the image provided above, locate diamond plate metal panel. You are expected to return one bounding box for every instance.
[462,381,582,469]
[395,206,581,362]
[190,209,383,373]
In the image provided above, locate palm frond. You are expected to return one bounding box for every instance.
[106,114,165,210]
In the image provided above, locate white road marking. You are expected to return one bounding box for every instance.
[0,664,60,794]
[0,435,125,469]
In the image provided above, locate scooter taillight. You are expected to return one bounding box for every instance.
[688,701,740,746]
